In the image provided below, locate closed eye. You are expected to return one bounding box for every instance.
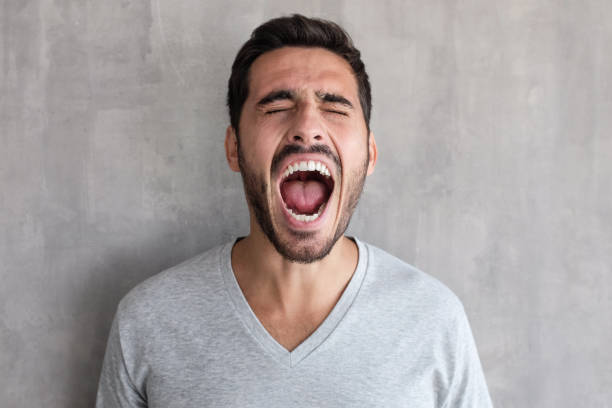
[325,110,348,116]
[265,108,348,116]
[265,108,289,115]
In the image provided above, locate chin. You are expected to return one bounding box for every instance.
[270,229,340,264]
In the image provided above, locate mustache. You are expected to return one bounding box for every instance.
[271,144,341,175]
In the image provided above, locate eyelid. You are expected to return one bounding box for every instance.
[264,106,348,116]
[324,109,349,116]
[265,108,289,114]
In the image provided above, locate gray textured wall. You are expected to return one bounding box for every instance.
[1,0,611,407]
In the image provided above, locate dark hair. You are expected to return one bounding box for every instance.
[227,14,372,135]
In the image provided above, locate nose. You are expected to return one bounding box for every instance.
[286,104,324,145]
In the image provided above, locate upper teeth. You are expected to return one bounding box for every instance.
[282,160,331,179]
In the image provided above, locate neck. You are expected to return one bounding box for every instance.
[230,225,358,315]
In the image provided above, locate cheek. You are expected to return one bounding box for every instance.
[241,132,278,170]
[238,111,282,167]
[333,125,369,166]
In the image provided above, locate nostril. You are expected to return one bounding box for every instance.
[314,135,322,140]
[293,135,303,142]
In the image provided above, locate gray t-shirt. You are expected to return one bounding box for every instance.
[96,238,493,407]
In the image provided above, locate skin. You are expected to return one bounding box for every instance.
[224,46,377,351]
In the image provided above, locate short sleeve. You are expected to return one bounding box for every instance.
[96,314,147,408]
[440,305,494,408]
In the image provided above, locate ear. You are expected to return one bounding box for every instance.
[366,131,378,176]
[225,126,241,172]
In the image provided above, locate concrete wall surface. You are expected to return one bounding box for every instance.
[1,0,611,406]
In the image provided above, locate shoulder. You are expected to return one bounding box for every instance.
[114,241,231,327]
[355,241,492,406]
[358,239,464,321]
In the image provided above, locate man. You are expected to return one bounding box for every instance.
[96,14,493,407]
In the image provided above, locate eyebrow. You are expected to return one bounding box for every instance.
[256,90,295,106]
[255,89,354,110]
[315,91,354,109]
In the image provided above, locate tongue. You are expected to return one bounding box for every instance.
[281,180,327,214]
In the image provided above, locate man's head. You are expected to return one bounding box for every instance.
[227,14,372,136]
[225,15,377,263]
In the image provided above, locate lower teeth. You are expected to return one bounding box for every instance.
[287,202,326,222]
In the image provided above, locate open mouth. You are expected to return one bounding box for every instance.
[279,160,335,223]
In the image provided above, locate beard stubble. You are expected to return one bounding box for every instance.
[237,143,369,264]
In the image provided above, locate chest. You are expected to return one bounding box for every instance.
[142,299,448,408]
[254,307,330,352]
[146,342,441,408]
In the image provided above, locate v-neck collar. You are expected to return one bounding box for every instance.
[219,237,369,368]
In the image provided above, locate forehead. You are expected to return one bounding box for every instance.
[247,46,359,102]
